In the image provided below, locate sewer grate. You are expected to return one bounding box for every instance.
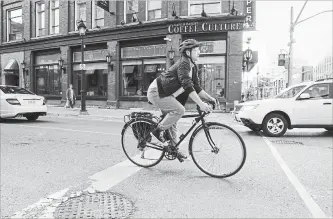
[54,192,135,219]
[271,140,304,145]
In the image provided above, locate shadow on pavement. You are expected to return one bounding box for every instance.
[0,118,58,124]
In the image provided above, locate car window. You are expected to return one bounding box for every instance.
[275,85,306,99]
[300,83,330,99]
[0,86,34,94]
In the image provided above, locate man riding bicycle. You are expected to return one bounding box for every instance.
[147,39,218,161]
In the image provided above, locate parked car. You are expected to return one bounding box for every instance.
[0,85,47,121]
[232,78,333,137]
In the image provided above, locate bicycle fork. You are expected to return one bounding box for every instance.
[203,125,219,154]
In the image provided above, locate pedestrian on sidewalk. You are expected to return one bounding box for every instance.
[65,84,76,109]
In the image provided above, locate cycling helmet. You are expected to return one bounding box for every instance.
[179,39,200,53]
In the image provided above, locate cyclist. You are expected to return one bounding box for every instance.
[147,39,217,161]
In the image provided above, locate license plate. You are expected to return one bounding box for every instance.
[28,100,36,104]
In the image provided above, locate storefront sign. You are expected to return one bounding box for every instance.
[73,49,108,63]
[121,44,167,59]
[36,53,60,65]
[168,21,245,34]
[200,41,226,54]
[244,0,256,30]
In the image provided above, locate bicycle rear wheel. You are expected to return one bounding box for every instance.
[189,122,246,178]
[121,118,165,168]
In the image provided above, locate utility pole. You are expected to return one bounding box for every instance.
[287,6,294,88]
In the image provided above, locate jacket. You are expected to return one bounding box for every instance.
[156,57,202,99]
[66,88,76,100]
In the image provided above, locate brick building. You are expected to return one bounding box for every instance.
[0,0,257,109]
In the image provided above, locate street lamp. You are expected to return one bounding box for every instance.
[77,19,87,113]
[244,48,253,91]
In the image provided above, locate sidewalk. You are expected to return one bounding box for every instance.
[46,105,235,124]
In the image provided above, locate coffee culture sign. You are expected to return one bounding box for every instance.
[168,0,256,34]
[168,21,245,34]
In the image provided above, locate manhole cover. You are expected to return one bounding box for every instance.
[272,140,304,145]
[54,192,135,219]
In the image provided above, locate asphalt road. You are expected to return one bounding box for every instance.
[1,115,332,218]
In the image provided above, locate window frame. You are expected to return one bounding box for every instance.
[6,7,23,42]
[188,0,222,17]
[75,1,87,27]
[36,1,46,37]
[92,0,105,28]
[297,83,331,100]
[49,0,60,35]
[124,0,139,24]
[146,0,162,21]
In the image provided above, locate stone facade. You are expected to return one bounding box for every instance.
[0,0,256,110]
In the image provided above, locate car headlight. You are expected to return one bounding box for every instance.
[240,105,258,111]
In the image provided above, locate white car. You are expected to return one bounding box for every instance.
[233,78,333,137]
[0,85,47,121]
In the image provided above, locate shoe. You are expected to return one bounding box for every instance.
[176,150,188,163]
[151,127,166,143]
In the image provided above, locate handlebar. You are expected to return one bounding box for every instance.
[196,98,220,114]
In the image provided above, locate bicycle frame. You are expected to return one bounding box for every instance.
[145,110,217,152]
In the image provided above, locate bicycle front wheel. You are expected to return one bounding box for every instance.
[121,118,165,168]
[189,122,246,178]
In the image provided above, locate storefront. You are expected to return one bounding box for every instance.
[119,39,167,102]
[71,45,109,100]
[0,52,24,87]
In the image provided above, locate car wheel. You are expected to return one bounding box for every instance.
[262,113,288,137]
[26,115,39,121]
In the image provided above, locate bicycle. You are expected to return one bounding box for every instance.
[121,101,246,178]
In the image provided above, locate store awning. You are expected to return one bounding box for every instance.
[123,66,135,74]
[4,59,19,72]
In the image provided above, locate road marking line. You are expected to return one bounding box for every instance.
[16,124,121,136]
[260,134,327,218]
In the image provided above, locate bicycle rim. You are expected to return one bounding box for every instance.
[189,123,246,178]
[121,119,165,168]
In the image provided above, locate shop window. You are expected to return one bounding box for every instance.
[147,0,161,20]
[36,2,46,36]
[189,0,221,16]
[196,40,226,98]
[75,0,87,26]
[92,0,104,28]
[50,0,59,34]
[73,64,108,97]
[35,65,61,95]
[7,8,23,41]
[121,60,166,97]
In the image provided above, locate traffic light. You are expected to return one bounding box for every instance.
[278,54,286,66]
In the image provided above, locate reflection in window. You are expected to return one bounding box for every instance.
[7,8,23,41]
[73,70,107,97]
[35,65,61,95]
[125,0,138,23]
[147,0,162,20]
[36,2,46,36]
[198,63,225,98]
[275,85,306,99]
[189,0,221,16]
[50,0,59,34]
[93,0,104,28]
[121,62,166,97]
[75,1,87,25]
[302,84,330,99]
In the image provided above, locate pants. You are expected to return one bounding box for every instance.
[147,84,185,145]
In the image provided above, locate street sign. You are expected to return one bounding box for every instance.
[80,64,86,70]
